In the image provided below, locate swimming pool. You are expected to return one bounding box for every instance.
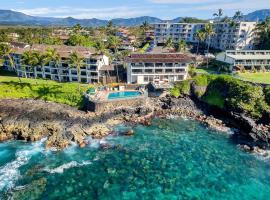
[108,91,142,100]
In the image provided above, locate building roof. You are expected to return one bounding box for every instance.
[225,50,270,60]
[126,53,195,63]
[12,44,97,59]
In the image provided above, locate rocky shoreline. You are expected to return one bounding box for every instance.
[0,97,269,153]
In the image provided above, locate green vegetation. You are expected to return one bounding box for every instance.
[237,72,270,84]
[193,74,214,86]
[0,72,91,108]
[255,16,270,50]
[170,80,191,97]
[265,86,270,105]
[170,74,270,119]
[139,43,150,53]
[203,90,225,108]
[66,34,96,47]
[179,17,207,23]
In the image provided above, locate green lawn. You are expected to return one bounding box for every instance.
[0,72,91,108]
[237,72,270,84]
[195,68,217,74]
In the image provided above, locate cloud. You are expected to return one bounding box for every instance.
[149,0,222,4]
[16,6,151,19]
[171,0,269,12]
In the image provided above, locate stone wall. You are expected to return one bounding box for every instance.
[85,96,147,113]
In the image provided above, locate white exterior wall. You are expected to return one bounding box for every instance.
[127,62,189,85]
[154,22,257,51]
[5,53,109,83]
[216,50,270,69]
[211,22,257,50]
[154,22,205,44]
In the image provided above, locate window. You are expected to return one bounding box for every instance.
[145,69,153,73]
[155,69,163,73]
[156,63,163,67]
[165,63,173,67]
[145,63,154,67]
[165,69,173,73]
[132,69,143,73]
[144,76,148,82]
[175,69,185,73]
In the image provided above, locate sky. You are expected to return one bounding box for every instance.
[1,0,269,20]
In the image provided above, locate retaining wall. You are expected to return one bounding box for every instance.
[85,96,147,113]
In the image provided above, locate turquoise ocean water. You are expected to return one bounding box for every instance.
[0,118,270,199]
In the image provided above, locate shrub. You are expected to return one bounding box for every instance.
[170,87,181,98]
[176,80,191,96]
[265,86,270,105]
[199,75,269,118]
[193,74,215,87]
[188,64,197,78]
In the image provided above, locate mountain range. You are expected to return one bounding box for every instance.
[0,9,269,27]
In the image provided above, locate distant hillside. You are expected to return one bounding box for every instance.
[0,10,163,27]
[244,9,270,21]
[0,9,269,27]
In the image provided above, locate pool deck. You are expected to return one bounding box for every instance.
[84,90,148,112]
[89,90,146,103]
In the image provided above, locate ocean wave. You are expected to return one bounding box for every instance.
[0,139,46,191]
[44,161,92,174]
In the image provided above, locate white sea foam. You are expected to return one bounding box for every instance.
[166,114,180,119]
[63,142,78,155]
[0,138,46,191]
[87,137,101,148]
[44,161,92,174]
[252,149,270,162]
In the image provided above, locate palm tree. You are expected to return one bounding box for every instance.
[45,48,61,81]
[213,9,223,22]
[233,11,243,22]
[141,21,150,34]
[21,50,39,79]
[69,52,85,91]
[195,30,206,55]
[108,36,121,82]
[21,50,32,78]
[254,16,270,49]
[204,23,215,68]
[107,20,116,35]
[164,38,174,50]
[94,40,112,82]
[73,24,82,34]
[107,20,114,29]
[33,51,47,78]
[118,50,131,63]
[176,40,186,52]
[0,43,15,73]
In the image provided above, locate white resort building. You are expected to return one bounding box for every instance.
[126,53,194,87]
[154,21,257,50]
[216,50,270,70]
[211,22,257,50]
[4,44,111,84]
[154,22,205,44]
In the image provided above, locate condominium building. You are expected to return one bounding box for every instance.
[211,22,257,50]
[216,50,270,70]
[153,21,257,50]
[126,53,194,86]
[154,22,205,44]
[4,44,110,83]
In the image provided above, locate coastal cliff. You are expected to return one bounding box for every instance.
[0,94,269,151]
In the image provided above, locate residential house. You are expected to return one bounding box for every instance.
[216,50,270,70]
[126,53,194,87]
